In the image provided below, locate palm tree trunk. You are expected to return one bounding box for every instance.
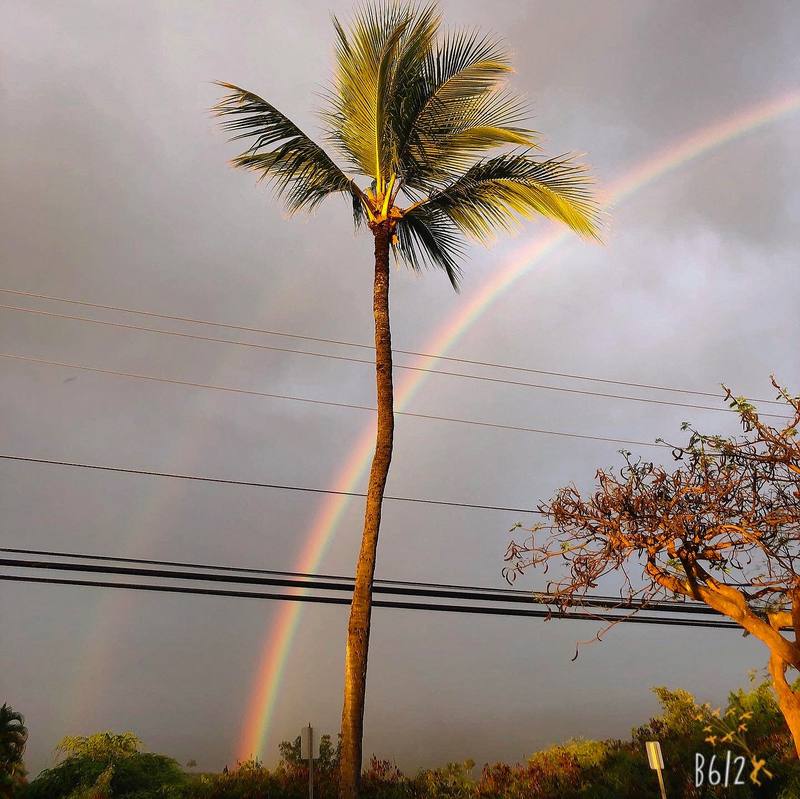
[339,222,395,799]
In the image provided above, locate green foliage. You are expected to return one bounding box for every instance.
[25,732,186,799]
[23,678,800,797]
[187,760,275,799]
[0,704,28,798]
[57,733,142,763]
[411,760,475,798]
[278,734,339,774]
[187,733,341,799]
[186,680,797,798]
[629,682,799,799]
[532,737,608,770]
[360,757,409,799]
[214,0,600,290]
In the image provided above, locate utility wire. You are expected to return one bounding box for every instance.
[1,354,670,449]
[0,553,720,616]
[1,303,785,418]
[0,546,524,593]
[2,546,704,610]
[0,287,783,406]
[2,548,772,609]
[0,454,543,514]
[0,572,744,630]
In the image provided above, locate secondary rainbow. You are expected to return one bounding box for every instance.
[235,90,800,762]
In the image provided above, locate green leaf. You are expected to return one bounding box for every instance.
[395,203,464,289]
[414,151,602,241]
[326,3,439,183]
[213,82,361,214]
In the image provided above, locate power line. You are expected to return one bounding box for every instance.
[2,545,700,610]
[1,303,786,418]
[0,551,720,616]
[0,454,543,514]
[0,572,743,630]
[1,546,769,612]
[1,353,670,449]
[0,546,530,594]
[0,287,784,406]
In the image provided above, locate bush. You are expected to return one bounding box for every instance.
[24,733,186,799]
[23,676,800,798]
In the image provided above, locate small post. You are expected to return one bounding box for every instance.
[645,740,667,799]
[301,724,317,799]
[309,724,314,799]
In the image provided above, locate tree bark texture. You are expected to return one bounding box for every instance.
[769,650,800,758]
[338,223,394,799]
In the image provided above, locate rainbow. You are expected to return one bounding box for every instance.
[236,89,800,763]
[63,352,257,731]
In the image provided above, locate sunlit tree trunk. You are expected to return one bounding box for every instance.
[650,565,800,760]
[339,222,394,799]
[769,599,800,759]
[768,650,800,758]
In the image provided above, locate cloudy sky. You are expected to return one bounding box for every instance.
[2,0,799,777]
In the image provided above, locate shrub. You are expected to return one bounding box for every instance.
[24,733,186,799]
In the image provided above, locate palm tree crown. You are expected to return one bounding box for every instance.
[214,1,600,288]
[0,704,27,781]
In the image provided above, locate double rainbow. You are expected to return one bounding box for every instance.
[236,89,800,762]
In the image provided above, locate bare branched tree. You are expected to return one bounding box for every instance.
[505,379,800,754]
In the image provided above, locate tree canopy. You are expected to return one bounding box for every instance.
[0,704,27,799]
[505,379,800,752]
[214,1,601,289]
[25,732,185,799]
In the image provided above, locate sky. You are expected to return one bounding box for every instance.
[2,0,799,778]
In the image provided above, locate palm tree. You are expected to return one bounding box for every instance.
[214,3,600,796]
[0,704,27,797]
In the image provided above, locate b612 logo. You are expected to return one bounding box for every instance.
[692,701,773,787]
[694,751,747,787]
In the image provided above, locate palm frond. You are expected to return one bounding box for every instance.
[397,30,538,189]
[0,704,27,761]
[214,3,603,281]
[213,82,361,214]
[421,90,535,179]
[394,204,464,289]
[385,4,442,143]
[326,3,423,183]
[413,151,602,241]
